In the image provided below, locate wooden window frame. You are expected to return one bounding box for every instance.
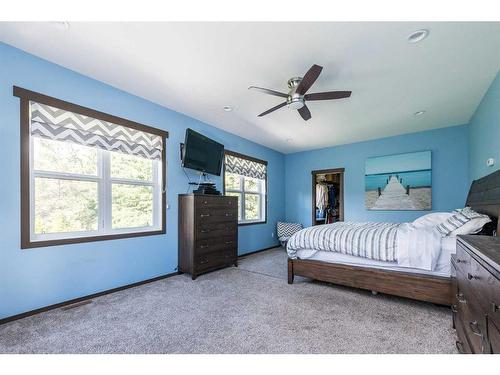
[222,150,268,226]
[14,86,168,249]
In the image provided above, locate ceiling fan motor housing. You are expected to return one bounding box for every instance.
[287,77,305,109]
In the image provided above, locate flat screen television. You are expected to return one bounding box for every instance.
[181,128,224,176]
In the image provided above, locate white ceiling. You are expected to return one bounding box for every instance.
[1,22,499,153]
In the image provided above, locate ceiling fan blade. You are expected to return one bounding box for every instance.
[305,91,352,101]
[297,105,311,121]
[258,101,288,117]
[296,64,323,95]
[248,86,288,98]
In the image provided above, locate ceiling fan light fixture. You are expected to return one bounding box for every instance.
[287,100,304,110]
[408,29,429,43]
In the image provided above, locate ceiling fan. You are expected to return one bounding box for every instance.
[248,64,351,121]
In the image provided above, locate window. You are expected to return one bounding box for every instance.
[223,150,267,225]
[15,87,168,248]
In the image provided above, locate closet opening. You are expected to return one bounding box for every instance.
[311,168,344,226]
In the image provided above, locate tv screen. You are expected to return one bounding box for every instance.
[182,129,224,176]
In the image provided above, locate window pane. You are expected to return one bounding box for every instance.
[112,184,153,229]
[34,177,98,234]
[33,138,98,175]
[244,194,260,221]
[225,172,241,190]
[225,192,242,221]
[244,177,260,192]
[111,152,153,181]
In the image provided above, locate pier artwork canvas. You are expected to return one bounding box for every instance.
[365,151,432,210]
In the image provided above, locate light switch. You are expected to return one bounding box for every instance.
[487,158,495,167]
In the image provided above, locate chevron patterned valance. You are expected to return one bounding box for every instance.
[225,154,266,180]
[30,101,163,160]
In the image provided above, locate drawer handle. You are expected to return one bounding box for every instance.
[469,320,482,337]
[456,293,467,304]
[225,213,233,217]
[451,304,458,313]
[492,302,499,313]
[200,214,210,218]
[456,259,467,263]
[225,241,233,244]
[200,229,211,233]
[467,273,479,280]
[200,245,209,249]
[200,257,209,264]
[203,201,208,204]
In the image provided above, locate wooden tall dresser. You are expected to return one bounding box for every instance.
[452,235,500,354]
[178,194,238,280]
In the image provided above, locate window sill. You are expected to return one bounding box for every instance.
[237,220,266,227]
[22,229,165,249]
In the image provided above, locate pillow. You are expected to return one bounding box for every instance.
[450,216,491,236]
[277,221,303,239]
[412,212,454,229]
[436,207,491,236]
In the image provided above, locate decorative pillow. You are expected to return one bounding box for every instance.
[277,221,303,239]
[450,216,491,236]
[412,212,454,229]
[436,207,490,236]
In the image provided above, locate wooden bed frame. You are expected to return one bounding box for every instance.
[288,170,500,306]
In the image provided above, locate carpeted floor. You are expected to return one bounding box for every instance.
[0,247,456,354]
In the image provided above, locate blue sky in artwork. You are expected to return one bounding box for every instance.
[365,151,431,175]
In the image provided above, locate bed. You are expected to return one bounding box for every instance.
[287,170,500,305]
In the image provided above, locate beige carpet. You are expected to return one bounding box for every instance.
[0,247,456,353]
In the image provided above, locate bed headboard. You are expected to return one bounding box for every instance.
[466,169,500,236]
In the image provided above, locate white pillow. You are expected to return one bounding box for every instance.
[450,216,491,235]
[412,212,454,229]
[436,207,491,236]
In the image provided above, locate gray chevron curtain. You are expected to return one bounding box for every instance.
[30,101,163,160]
[225,154,266,180]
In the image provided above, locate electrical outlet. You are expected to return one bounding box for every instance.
[271,232,275,238]
[487,158,495,167]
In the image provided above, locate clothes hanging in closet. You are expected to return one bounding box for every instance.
[316,183,328,212]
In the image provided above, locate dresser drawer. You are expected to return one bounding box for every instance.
[468,257,500,319]
[455,317,472,354]
[195,236,237,254]
[454,243,473,277]
[457,300,487,353]
[196,207,238,224]
[195,250,237,272]
[488,318,500,354]
[195,195,237,209]
[196,222,237,240]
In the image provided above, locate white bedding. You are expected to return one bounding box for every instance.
[287,222,444,271]
[295,236,457,277]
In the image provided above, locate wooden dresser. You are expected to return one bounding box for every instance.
[452,235,500,354]
[178,194,238,280]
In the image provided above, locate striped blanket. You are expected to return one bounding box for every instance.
[287,222,401,262]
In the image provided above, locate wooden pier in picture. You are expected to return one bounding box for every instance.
[372,176,416,210]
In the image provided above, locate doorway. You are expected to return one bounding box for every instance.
[312,168,344,226]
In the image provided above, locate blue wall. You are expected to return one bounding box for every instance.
[469,71,500,180]
[285,125,470,226]
[0,43,285,319]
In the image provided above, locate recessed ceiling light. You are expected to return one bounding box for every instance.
[51,22,70,31]
[223,106,232,112]
[414,110,426,116]
[408,29,429,43]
